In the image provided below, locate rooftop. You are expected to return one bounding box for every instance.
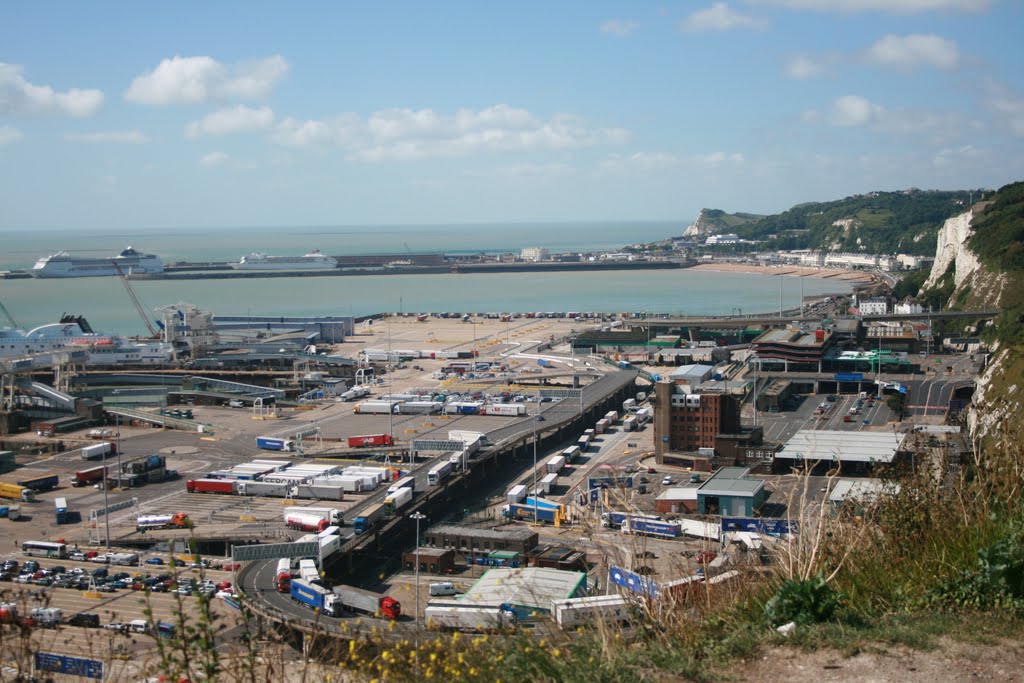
[697,467,765,497]
[776,430,906,464]
[427,524,538,542]
[459,567,587,610]
[828,478,901,505]
[657,486,699,501]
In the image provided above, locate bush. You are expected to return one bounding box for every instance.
[765,574,844,626]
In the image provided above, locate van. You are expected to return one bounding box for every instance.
[128,619,151,634]
[429,582,457,597]
[228,400,244,408]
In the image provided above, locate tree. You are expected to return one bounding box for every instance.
[886,392,906,420]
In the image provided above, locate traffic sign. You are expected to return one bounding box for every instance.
[231,541,319,562]
[539,388,581,399]
[35,653,103,680]
[89,496,138,518]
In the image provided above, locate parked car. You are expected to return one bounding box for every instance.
[661,476,673,485]
[68,613,100,628]
[144,557,164,565]
[69,551,86,562]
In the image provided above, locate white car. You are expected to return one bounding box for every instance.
[662,476,673,485]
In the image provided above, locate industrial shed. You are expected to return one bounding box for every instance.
[696,467,766,517]
[773,430,907,475]
[458,567,588,620]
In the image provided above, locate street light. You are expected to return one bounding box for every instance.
[533,406,540,524]
[410,511,427,635]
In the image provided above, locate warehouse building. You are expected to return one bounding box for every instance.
[696,467,766,517]
[458,567,588,620]
[773,430,907,475]
[655,486,699,514]
[402,547,456,575]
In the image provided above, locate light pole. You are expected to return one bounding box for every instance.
[533,405,539,523]
[410,511,426,635]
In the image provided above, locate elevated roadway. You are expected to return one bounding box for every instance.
[236,367,639,638]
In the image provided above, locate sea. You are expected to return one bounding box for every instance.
[0,222,852,335]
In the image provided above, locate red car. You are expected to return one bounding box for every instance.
[219,563,240,571]
[216,581,232,591]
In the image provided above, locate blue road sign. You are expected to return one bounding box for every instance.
[35,652,104,680]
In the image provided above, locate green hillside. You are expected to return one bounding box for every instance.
[725,188,983,255]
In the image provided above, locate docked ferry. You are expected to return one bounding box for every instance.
[31,247,164,278]
[0,315,173,364]
[230,250,338,271]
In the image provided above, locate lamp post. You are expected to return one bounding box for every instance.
[410,511,426,636]
[533,406,539,524]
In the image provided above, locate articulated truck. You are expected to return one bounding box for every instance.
[290,578,342,617]
[136,513,192,532]
[0,484,35,502]
[331,584,401,620]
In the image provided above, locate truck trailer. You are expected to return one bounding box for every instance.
[546,455,565,474]
[16,473,59,492]
[331,584,401,620]
[383,486,413,513]
[186,478,237,494]
[54,497,69,525]
[236,480,292,497]
[72,465,112,487]
[136,513,192,532]
[553,595,632,629]
[346,434,394,448]
[354,400,400,415]
[81,442,115,460]
[484,404,526,417]
[283,507,343,525]
[506,484,527,504]
[425,603,516,632]
[290,578,342,617]
[285,513,330,533]
[353,503,386,535]
[255,436,295,452]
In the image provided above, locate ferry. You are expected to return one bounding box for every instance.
[31,247,164,278]
[0,315,173,364]
[230,250,338,271]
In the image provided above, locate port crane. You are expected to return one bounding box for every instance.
[111,262,159,338]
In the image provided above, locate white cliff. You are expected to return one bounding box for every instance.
[923,209,982,290]
[683,209,713,238]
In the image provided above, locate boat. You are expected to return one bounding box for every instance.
[0,315,173,364]
[230,250,338,271]
[31,247,164,278]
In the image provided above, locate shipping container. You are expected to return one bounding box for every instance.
[16,473,59,492]
[186,478,237,494]
[553,595,632,629]
[539,472,559,495]
[546,455,566,474]
[72,465,111,487]
[425,603,516,632]
[398,401,441,415]
[81,442,114,460]
[484,403,526,417]
[347,434,394,448]
[506,484,527,504]
[236,480,292,497]
[595,419,610,434]
[355,400,401,415]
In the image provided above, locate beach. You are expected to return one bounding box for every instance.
[689,261,876,283]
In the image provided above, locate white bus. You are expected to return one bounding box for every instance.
[22,540,68,559]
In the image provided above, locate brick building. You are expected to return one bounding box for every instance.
[654,382,740,469]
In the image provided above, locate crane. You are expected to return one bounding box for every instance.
[112,262,159,337]
[0,300,18,329]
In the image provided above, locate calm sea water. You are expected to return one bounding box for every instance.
[0,223,852,335]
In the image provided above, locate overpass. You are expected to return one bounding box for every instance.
[635,309,1000,330]
[235,368,639,640]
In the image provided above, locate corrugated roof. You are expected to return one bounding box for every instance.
[777,430,906,463]
[458,567,587,611]
[656,487,699,501]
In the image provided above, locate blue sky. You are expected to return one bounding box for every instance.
[1,0,1022,230]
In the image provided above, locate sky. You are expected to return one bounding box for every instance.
[1,0,1023,230]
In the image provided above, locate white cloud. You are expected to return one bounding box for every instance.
[598,150,744,174]
[0,125,23,145]
[681,3,765,31]
[199,151,229,166]
[184,105,275,138]
[0,63,103,117]
[864,34,960,70]
[983,80,1024,136]
[933,144,985,167]
[745,0,989,13]
[65,130,150,144]
[600,20,639,37]
[125,55,289,105]
[827,95,885,126]
[785,55,827,79]
[489,163,575,178]
[269,105,631,162]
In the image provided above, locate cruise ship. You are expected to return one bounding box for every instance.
[0,315,173,364]
[230,250,338,271]
[31,247,164,278]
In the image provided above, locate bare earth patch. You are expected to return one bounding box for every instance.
[729,638,1024,682]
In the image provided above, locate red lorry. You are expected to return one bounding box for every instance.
[186,479,237,494]
[347,434,394,448]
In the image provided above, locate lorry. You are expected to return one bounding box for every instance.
[55,497,69,525]
[594,418,609,434]
[236,480,292,497]
[427,460,453,486]
[546,455,565,474]
[30,607,62,629]
[621,517,681,539]
[290,578,342,617]
[577,433,592,451]
[72,465,112,487]
[353,502,387,535]
[4,505,20,521]
[354,400,400,415]
[383,486,413,514]
[444,402,482,415]
[136,513,191,532]
[338,385,371,402]
[622,398,637,413]
[347,433,394,448]
[506,484,527,504]
[635,408,652,425]
[553,595,632,629]
[398,401,441,415]
[425,603,516,632]
[503,502,562,524]
[81,442,115,460]
[331,584,401,620]
[601,511,661,529]
[622,415,638,431]
[0,483,35,502]
[484,404,526,417]
[17,472,59,492]
[186,478,237,494]
[255,436,295,452]
[275,558,292,593]
[287,507,344,525]
[298,558,320,583]
[386,476,416,496]
[448,430,488,446]
[604,410,619,424]
[539,472,558,495]
[285,513,330,533]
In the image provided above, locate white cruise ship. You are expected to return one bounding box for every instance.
[230,249,338,271]
[31,247,164,278]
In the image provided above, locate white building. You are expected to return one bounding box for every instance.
[893,301,924,315]
[520,247,550,262]
[705,233,740,245]
[858,298,889,315]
